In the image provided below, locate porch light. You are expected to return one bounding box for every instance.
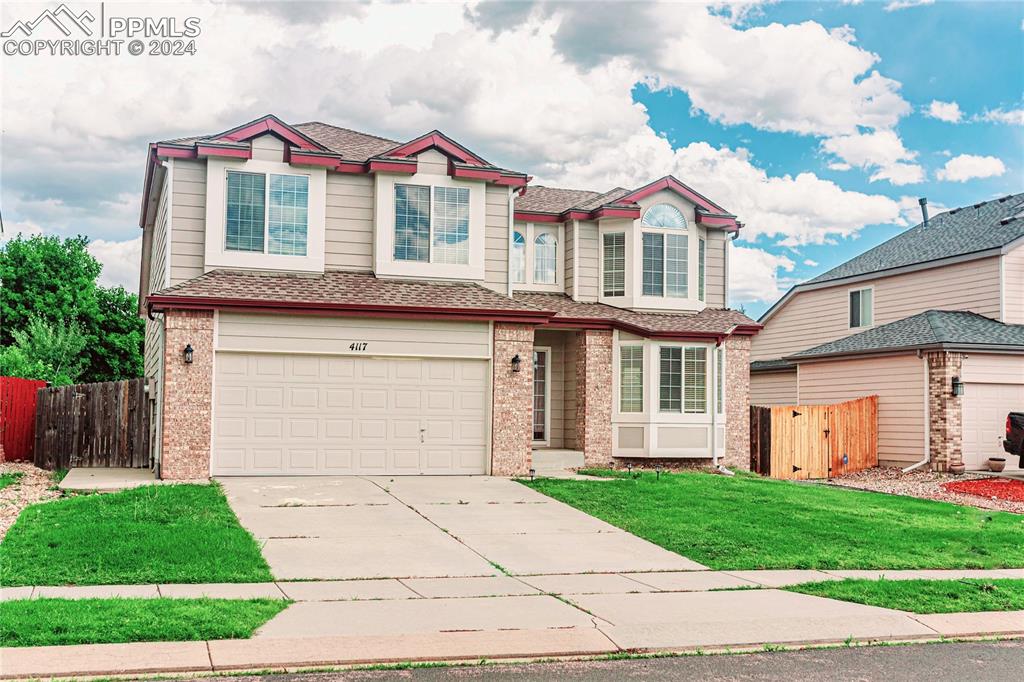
[529,468,536,481]
[183,344,194,364]
[511,354,522,373]
[951,376,964,397]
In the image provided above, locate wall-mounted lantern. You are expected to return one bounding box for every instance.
[951,376,964,397]
[511,354,521,373]
[183,344,194,364]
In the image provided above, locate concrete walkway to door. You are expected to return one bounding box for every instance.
[218,476,704,580]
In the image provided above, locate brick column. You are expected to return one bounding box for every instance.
[722,335,751,470]
[160,309,214,480]
[927,351,964,472]
[491,323,534,476]
[575,330,613,468]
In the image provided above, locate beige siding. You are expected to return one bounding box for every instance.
[416,149,449,176]
[564,221,575,298]
[251,134,285,161]
[798,354,925,466]
[705,230,727,308]
[576,220,600,301]
[750,370,798,406]
[961,353,1024,384]
[217,313,491,359]
[753,256,1003,362]
[144,168,170,380]
[169,159,207,284]
[1003,242,1024,324]
[325,173,374,271]
[485,185,510,294]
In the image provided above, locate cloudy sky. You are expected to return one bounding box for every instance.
[2,0,1021,317]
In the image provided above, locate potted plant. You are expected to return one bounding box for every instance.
[988,457,1006,473]
[948,462,966,475]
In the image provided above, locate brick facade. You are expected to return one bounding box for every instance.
[574,330,614,468]
[490,323,535,476]
[927,351,964,472]
[160,310,214,480]
[723,335,752,470]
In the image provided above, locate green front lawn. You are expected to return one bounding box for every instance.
[522,470,1024,570]
[0,484,272,586]
[789,579,1024,613]
[0,598,289,647]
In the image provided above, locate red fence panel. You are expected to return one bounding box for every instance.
[0,376,47,462]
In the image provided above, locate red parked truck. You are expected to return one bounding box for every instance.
[1005,412,1024,468]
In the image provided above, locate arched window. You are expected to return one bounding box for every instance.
[641,203,687,229]
[534,233,557,284]
[511,231,526,284]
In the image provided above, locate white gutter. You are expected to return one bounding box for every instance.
[903,351,931,472]
[507,187,515,298]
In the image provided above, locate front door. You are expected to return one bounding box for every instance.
[533,349,550,443]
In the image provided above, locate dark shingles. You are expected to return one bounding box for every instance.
[788,310,1024,360]
[751,359,797,372]
[292,122,400,162]
[515,186,603,213]
[807,194,1024,285]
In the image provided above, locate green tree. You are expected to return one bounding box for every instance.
[0,235,144,383]
[0,317,87,386]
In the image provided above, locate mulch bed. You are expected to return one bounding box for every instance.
[0,462,61,541]
[825,468,1024,514]
[943,477,1024,503]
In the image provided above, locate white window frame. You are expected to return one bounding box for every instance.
[374,169,485,281]
[657,344,708,415]
[698,237,706,302]
[641,231,689,299]
[602,231,626,297]
[205,157,326,273]
[392,183,472,266]
[511,230,526,284]
[848,285,874,329]
[533,232,558,285]
[715,345,725,416]
[514,222,564,292]
[618,344,644,413]
[532,346,552,445]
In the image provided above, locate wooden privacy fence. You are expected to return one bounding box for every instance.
[34,378,151,471]
[750,395,878,480]
[1,376,48,462]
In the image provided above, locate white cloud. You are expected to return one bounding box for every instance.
[885,0,935,11]
[803,259,819,267]
[935,154,1006,183]
[729,245,795,305]
[828,162,852,171]
[820,130,924,186]
[978,108,1024,125]
[924,100,963,123]
[88,237,143,290]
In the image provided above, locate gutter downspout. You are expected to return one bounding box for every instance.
[712,328,735,476]
[903,350,931,472]
[507,187,516,298]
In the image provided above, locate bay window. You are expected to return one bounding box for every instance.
[659,346,707,414]
[619,346,644,413]
[643,233,688,297]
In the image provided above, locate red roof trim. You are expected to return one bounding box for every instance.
[592,206,641,220]
[386,131,487,165]
[287,149,343,168]
[450,164,501,182]
[494,174,530,188]
[620,176,729,214]
[217,115,323,151]
[196,143,251,160]
[155,144,197,159]
[334,161,370,174]
[514,206,640,223]
[514,211,563,223]
[367,158,418,174]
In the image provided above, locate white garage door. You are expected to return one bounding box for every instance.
[963,382,1024,471]
[213,353,489,475]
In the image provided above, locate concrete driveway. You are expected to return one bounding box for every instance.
[219,476,704,580]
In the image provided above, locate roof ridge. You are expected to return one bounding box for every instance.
[294,121,400,144]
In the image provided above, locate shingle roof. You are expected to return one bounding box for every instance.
[807,194,1024,285]
[751,359,797,372]
[788,310,1024,360]
[149,270,544,314]
[293,122,399,162]
[513,292,760,336]
[515,186,604,213]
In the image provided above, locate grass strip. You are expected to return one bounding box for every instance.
[788,578,1024,613]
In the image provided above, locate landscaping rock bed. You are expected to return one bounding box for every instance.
[826,468,1024,514]
[0,462,61,541]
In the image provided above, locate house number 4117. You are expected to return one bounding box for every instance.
[348,343,368,351]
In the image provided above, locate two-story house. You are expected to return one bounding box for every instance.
[750,195,1024,472]
[139,115,759,480]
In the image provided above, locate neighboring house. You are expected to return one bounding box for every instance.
[750,195,1024,472]
[138,115,759,479]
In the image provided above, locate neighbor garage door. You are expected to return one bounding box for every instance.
[963,382,1024,471]
[212,353,489,475]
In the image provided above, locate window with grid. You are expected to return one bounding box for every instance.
[659,347,682,412]
[684,347,707,414]
[511,231,526,284]
[698,238,706,302]
[268,175,309,256]
[619,346,643,413]
[394,184,431,262]
[603,232,625,296]
[849,288,873,328]
[225,171,266,253]
[666,234,688,297]
[716,346,724,414]
[643,233,664,296]
[432,186,470,265]
[534,233,557,284]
